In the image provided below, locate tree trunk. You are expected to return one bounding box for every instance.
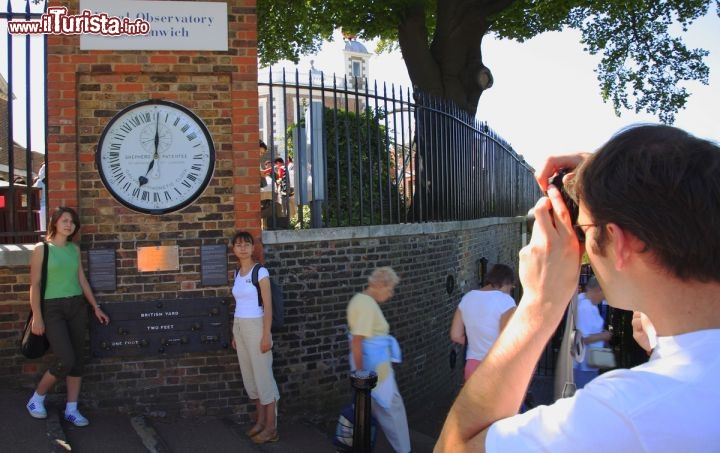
[399,0,515,219]
[398,0,515,116]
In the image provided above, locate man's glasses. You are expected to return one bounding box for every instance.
[573,224,598,242]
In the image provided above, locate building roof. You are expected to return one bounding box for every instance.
[0,74,11,102]
[344,39,369,55]
[0,142,44,181]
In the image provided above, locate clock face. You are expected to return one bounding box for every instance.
[96,99,216,215]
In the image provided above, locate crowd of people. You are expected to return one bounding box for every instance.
[259,140,296,229]
[23,124,720,451]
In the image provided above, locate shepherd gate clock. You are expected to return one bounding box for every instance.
[96,99,216,215]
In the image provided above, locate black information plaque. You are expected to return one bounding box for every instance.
[88,248,117,292]
[201,244,228,286]
[89,298,230,357]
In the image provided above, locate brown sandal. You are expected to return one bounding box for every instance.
[251,430,279,444]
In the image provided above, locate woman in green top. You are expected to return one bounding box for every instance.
[26,207,110,427]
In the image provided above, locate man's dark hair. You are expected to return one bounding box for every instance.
[485,264,515,288]
[572,124,720,283]
[274,157,284,164]
[259,140,267,151]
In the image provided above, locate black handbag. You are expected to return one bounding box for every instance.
[21,242,50,359]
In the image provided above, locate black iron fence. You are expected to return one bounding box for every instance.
[259,69,541,229]
[1,0,47,243]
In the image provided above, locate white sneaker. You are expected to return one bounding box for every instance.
[64,410,89,427]
[27,400,47,419]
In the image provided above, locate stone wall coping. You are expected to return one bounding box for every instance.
[0,244,36,266]
[0,216,527,266]
[261,216,526,244]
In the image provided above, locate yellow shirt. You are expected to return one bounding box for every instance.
[347,292,391,381]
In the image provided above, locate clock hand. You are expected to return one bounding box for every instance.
[151,113,161,179]
[154,113,160,153]
[139,159,155,186]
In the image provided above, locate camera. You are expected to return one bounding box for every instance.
[548,169,579,224]
[525,168,579,229]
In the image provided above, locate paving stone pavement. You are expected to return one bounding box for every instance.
[0,387,440,453]
[0,376,554,452]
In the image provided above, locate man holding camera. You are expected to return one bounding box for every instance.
[435,124,720,451]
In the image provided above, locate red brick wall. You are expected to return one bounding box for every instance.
[0,0,262,418]
[46,0,260,236]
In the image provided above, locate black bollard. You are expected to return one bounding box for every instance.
[350,369,378,453]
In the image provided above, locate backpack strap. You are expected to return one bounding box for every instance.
[40,241,49,305]
[251,263,263,307]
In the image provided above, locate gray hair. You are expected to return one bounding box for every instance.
[368,266,400,287]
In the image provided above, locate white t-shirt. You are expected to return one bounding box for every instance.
[575,292,606,371]
[232,265,269,319]
[458,290,516,361]
[487,329,720,452]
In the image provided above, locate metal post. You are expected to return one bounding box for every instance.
[478,257,488,286]
[350,369,377,453]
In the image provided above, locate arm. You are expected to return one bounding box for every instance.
[583,330,612,345]
[351,334,365,370]
[29,243,45,334]
[75,244,109,325]
[259,277,273,353]
[449,308,466,345]
[498,307,516,332]
[435,187,581,452]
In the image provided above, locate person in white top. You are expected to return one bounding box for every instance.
[574,276,611,388]
[230,231,280,444]
[435,124,720,452]
[450,264,517,381]
[33,163,47,231]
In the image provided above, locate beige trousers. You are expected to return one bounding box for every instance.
[233,317,280,405]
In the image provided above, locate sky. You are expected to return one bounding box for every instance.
[269,10,720,169]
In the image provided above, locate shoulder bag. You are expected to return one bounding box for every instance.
[21,242,50,359]
[586,347,617,369]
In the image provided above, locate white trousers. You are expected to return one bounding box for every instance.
[371,374,411,453]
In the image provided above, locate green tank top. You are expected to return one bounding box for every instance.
[44,242,83,299]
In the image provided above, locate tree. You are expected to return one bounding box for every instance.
[285,107,396,228]
[258,0,716,122]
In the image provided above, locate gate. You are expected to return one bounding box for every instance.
[1,0,47,243]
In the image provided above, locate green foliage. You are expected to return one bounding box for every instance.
[285,106,394,228]
[257,0,436,65]
[289,204,311,230]
[258,0,715,123]
[257,1,335,65]
[494,0,712,122]
[323,107,394,227]
[576,1,709,123]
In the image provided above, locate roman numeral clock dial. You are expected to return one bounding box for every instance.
[96,99,216,215]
